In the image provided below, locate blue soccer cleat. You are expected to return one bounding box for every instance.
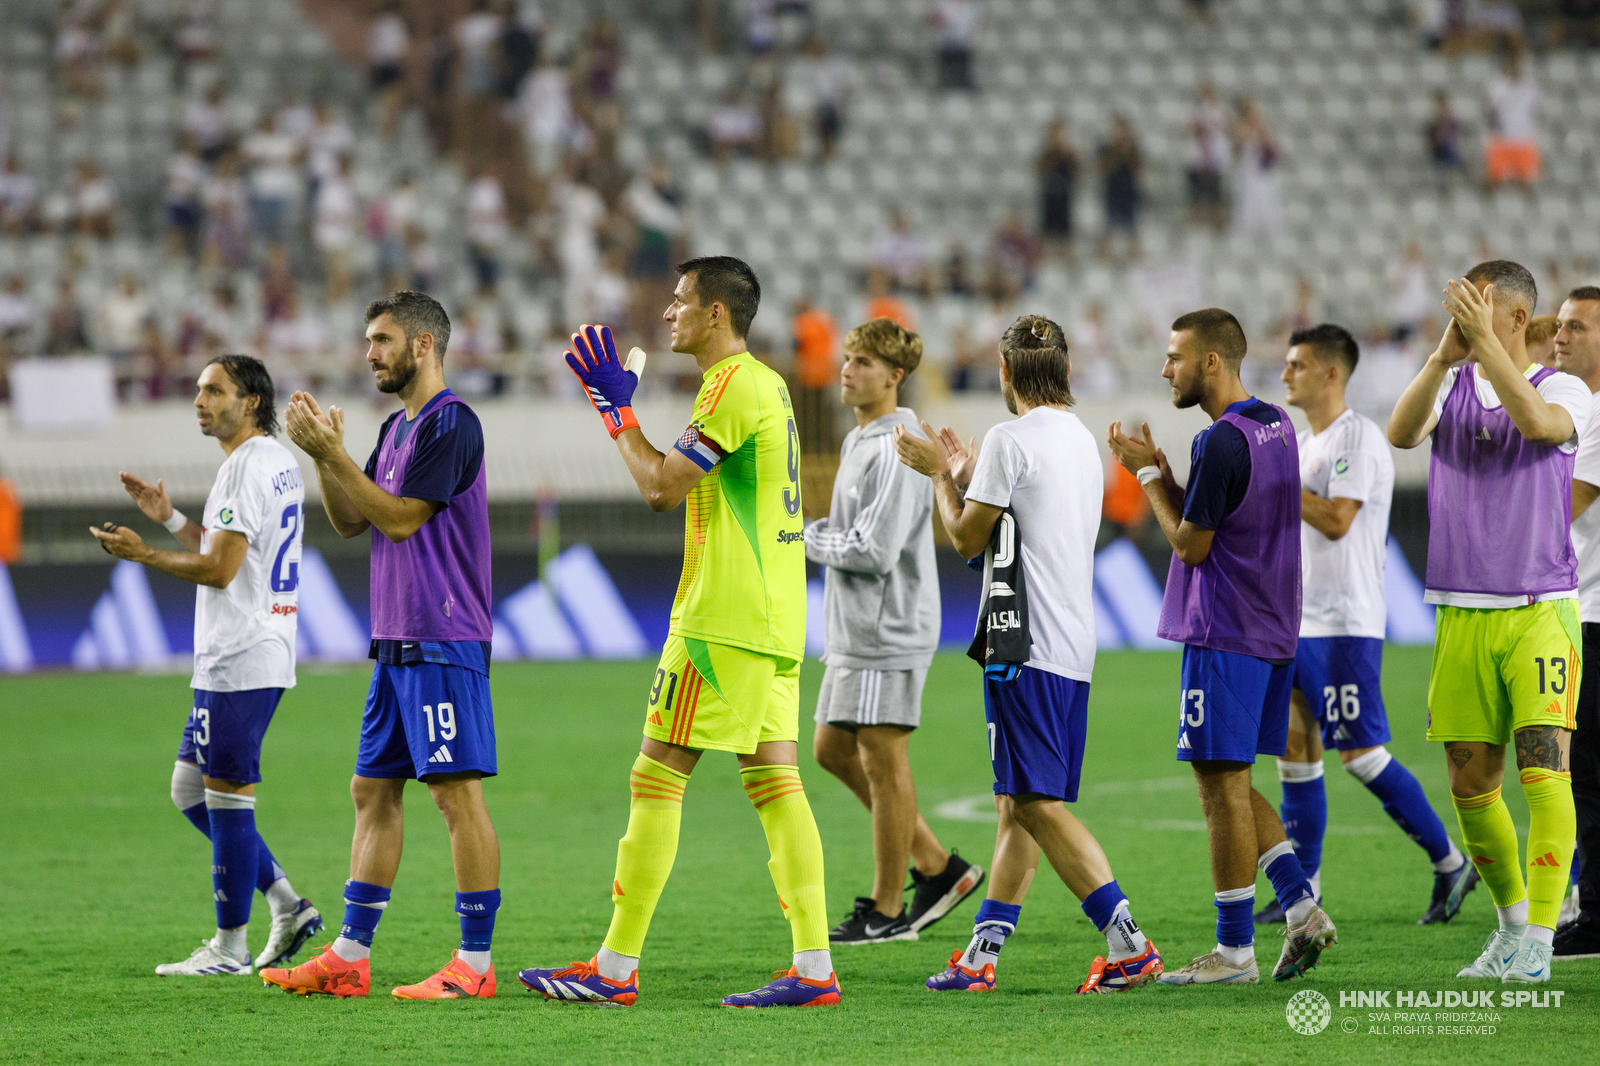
[720,967,842,1007]
[1076,940,1164,993]
[518,957,638,1006]
[925,949,996,992]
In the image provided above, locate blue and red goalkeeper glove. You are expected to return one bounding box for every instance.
[565,323,639,439]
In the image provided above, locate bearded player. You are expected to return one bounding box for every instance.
[517,256,838,1007]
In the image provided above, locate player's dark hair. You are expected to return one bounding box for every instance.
[366,290,452,359]
[1289,323,1360,379]
[999,314,1073,408]
[1464,259,1538,316]
[1569,285,1600,304]
[676,255,760,340]
[206,354,278,436]
[1172,307,1247,373]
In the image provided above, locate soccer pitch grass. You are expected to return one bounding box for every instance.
[3,648,1596,1065]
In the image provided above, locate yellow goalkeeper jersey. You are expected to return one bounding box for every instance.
[669,352,806,663]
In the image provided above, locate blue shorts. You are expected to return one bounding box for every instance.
[355,661,497,780]
[177,688,284,784]
[983,665,1090,802]
[1176,646,1293,764]
[1291,636,1391,750]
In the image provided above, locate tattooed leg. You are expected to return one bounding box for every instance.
[1514,725,1571,773]
[1445,741,1504,798]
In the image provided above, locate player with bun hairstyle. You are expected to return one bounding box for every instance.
[807,318,986,947]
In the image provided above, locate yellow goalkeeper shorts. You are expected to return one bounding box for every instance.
[642,634,799,754]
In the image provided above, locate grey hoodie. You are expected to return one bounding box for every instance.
[803,408,941,670]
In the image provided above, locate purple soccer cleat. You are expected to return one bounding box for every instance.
[517,957,638,1005]
[925,949,997,992]
[720,967,842,1007]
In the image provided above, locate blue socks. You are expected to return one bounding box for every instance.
[205,790,259,931]
[1214,886,1255,948]
[1080,881,1123,930]
[1277,760,1327,879]
[1081,880,1148,962]
[1259,840,1315,912]
[1346,748,1457,867]
[457,890,500,952]
[973,898,1021,936]
[173,762,287,894]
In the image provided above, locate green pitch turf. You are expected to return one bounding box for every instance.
[2,647,1595,1065]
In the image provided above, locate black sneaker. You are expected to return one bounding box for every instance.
[1553,919,1600,959]
[829,896,918,945]
[1253,897,1286,925]
[907,851,986,933]
[1419,861,1479,925]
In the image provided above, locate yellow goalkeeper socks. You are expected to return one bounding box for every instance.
[1520,768,1576,930]
[741,764,829,953]
[1452,787,1527,911]
[601,754,688,959]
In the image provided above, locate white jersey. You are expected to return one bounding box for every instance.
[191,435,304,692]
[965,407,1102,682]
[1298,409,1393,639]
[1570,391,1600,623]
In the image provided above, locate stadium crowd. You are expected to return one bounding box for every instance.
[0,0,1598,414]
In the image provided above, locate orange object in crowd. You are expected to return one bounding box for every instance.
[1103,462,1151,529]
[1485,138,1540,184]
[0,479,20,564]
[793,307,840,389]
[865,296,916,332]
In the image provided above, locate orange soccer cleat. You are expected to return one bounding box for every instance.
[391,952,496,999]
[260,943,371,998]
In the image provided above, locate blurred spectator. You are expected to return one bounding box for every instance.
[259,245,297,324]
[1426,89,1464,183]
[945,243,974,296]
[276,96,316,145]
[1187,83,1229,230]
[1069,300,1121,397]
[43,277,90,356]
[69,160,117,239]
[456,1,507,100]
[758,76,800,161]
[864,268,915,330]
[744,0,779,55]
[931,0,979,91]
[201,150,249,269]
[101,0,141,66]
[0,153,39,235]
[55,9,104,99]
[1230,97,1281,237]
[708,88,762,160]
[163,136,205,257]
[99,274,150,366]
[869,211,924,288]
[451,299,508,397]
[1036,118,1079,257]
[1410,0,1458,49]
[1555,0,1600,48]
[376,173,420,284]
[369,2,411,138]
[465,170,510,291]
[183,84,231,163]
[306,102,355,211]
[175,0,219,73]
[557,172,606,325]
[1098,115,1142,262]
[1527,315,1559,368]
[0,276,36,360]
[518,52,573,175]
[592,248,630,327]
[498,4,543,101]
[625,160,684,281]
[803,36,850,161]
[1388,241,1438,339]
[262,288,326,391]
[1463,0,1525,54]
[1273,276,1322,339]
[1485,51,1540,188]
[314,156,360,300]
[991,212,1041,291]
[243,114,301,246]
[791,295,838,453]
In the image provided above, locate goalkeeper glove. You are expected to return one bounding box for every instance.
[565,324,646,439]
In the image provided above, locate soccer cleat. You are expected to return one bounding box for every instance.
[1252,896,1286,925]
[392,951,495,999]
[1419,862,1480,925]
[1076,940,1164,993]
[155,939,253,976]
[1501,940,1553,983]
[1272,905,1337,980]
[1552,920,1600,959]
[518,957,638,1006]
[1456,929,1522,978]
[260,943,371,997]
[720,966,841,1007]
[830,897,918,945]
[1155,950,1259,985]
[257,899,324,970]
[924,949,996,991]
[907,852,986,933]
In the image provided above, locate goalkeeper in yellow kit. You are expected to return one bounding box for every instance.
[516,257,837,1007]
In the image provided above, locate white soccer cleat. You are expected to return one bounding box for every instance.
[626,346,647,377]
[1457,929,1522,978]
[1501,940,1553,983]
[1155,950,1259,985]
[258,899,324,971]
[155,939,253,976]
[1272,905,1337,981]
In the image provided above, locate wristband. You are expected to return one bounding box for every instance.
[603,405,640,440]
[162,510,189,533]
[1135,465,1163,485]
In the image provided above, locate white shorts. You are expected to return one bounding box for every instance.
[814,665,927,730]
